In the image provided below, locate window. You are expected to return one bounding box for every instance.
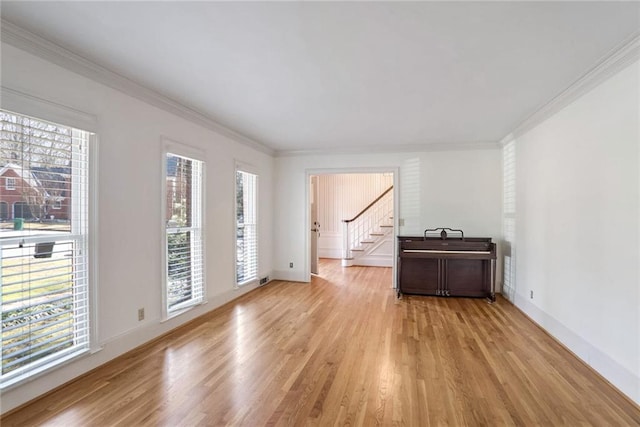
[235,167,258,286]
[503,140,516,301]
[5,177,15,190]
[0,109,93,388]
[52,200,62,210]
[164,151,204,316]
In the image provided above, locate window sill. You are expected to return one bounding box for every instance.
[0,347,91,391]
[162,299,207,322]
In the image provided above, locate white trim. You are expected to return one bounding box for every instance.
[161,136,205,162]
[234,164,259,287]
[1,20,273,156]
[160,140,207,320]
[318,249,342,259]
[235,160,259,176]
[0,111,96,388]
[1,87,97,132]
[277,141,501,157]
[5,177,16,190]
[271,269,308,283]
[514,294,640,404]
[500,32,640,146]
[160,147,169,318]
[88,133,101,355]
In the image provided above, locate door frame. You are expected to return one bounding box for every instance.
[304,167,400,289]
[310,175,319,275]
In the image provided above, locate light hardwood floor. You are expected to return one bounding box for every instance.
[2,259,639,426]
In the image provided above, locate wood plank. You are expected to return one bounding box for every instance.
[2,259,639,426]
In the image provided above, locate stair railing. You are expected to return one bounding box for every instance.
[342,186,393,260]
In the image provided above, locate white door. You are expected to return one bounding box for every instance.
[310,175,320,275]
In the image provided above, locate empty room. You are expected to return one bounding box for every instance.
[1,1,639,425]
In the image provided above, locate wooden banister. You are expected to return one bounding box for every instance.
[342,186,393,224]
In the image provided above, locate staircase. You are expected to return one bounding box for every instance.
[342,186,394,267]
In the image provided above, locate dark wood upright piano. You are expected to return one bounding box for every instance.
[397,228,496,301]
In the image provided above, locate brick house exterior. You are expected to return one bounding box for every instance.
[165,155,191,225]
[0,164,71,221]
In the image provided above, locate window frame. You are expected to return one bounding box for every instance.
[0,109,97,389]
[5,177,15,191]
[161,139,206,320]
[502,140,516,301]
[234,162,259,287]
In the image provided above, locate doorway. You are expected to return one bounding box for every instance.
[308,170,397,283]
[310,175,320,275]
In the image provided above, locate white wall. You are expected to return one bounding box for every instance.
[1,43,274,412]
[274,149,503,282]
[510,60,639,403]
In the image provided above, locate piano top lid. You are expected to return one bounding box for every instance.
[398,235,493,243]
[398,236,497,259]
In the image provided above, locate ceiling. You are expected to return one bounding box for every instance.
[2,2,639,154]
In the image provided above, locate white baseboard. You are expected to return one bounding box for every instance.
[514,293,639,404]
[272,269,309,283]
[318,248,342,259]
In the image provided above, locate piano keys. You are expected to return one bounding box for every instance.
[397,228,496,301]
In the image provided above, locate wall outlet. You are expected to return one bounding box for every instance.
[289,262,294,268]
[530,290,534,299]
[259,276,269,285]
[138,308,145,321]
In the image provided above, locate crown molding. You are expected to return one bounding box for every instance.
[275,140,501,157]
[500,31,640,147]
[1,20,275,156]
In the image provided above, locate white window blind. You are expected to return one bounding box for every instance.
[503,141,516,217]
[503,140,516,300]
[164,153,204,315]
[236,169,258,285]
[0,109,92,388]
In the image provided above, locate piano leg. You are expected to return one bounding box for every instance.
[487,258,497,304]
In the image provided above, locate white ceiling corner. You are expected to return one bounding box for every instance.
[500,31,640,146]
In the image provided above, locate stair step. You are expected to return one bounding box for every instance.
[380,224,394,228]
[360,240,375,244]
[370,232,384,236]
[350,248,365,252]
